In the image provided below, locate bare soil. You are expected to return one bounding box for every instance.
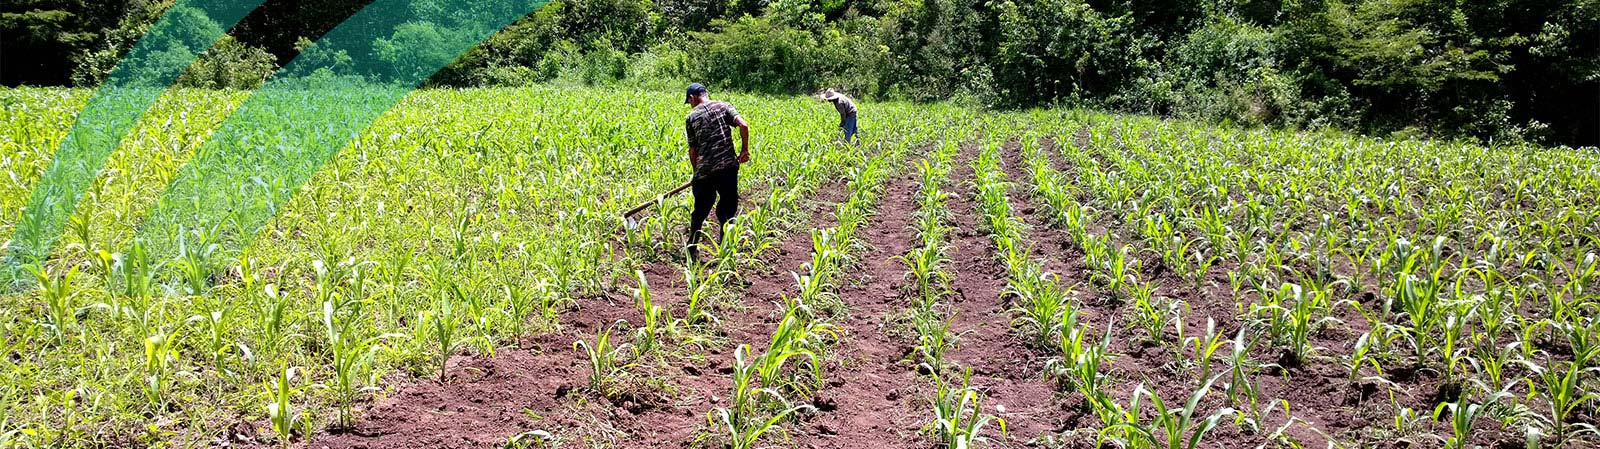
[793,169,923,449]
[284,132,1575,449]
[944,142,1071,444]
[305,180,850,449]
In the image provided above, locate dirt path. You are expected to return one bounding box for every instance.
[795,169,924,448]
[942,142,1064,445]
[308,181,850,449]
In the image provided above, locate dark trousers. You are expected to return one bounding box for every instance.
[841,114,858,144]
[688,168,739,247]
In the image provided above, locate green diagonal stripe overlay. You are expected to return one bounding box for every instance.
[0,0,266,287]
[134,0,546,270]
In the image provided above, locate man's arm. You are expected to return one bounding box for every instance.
[735,116,751,163]
[686,118,698,167]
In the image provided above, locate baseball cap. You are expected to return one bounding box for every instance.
[685,83,707,103]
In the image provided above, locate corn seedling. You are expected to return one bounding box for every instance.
[1183,317,1228,382]
[1528,349,1600,443]
[265,365,306,446]
[574,324,632,396]
[926,369,1007,449]
[26,264,80,343]
[1006,269,1073,348]
[1431,391,1512,449]
[1101,376,1234,449]
[912,309,960,375]
[632,269,669,356]
[679,264,719,326]
[424,294,482,382]
[756,311,834,395]
[710,345,813,449]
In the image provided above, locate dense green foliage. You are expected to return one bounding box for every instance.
[2,0,1595,144]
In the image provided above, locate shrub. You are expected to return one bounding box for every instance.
[693,16,822,94]
[178,36,277,89]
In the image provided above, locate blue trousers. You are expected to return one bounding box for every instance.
[841,114,858,144]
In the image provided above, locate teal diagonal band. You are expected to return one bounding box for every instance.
[0,0,266,287]
[134,0,544,265]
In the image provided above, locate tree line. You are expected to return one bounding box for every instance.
[2,0,1595,146]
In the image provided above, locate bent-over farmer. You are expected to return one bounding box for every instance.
[820,88,858,143]
[683,82,751,260]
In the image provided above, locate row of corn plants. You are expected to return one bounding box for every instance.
[1003,122,1298,447]
[0,86,969,447]
[702,122,926,448]
[895,138,1012,448]
[1056,115,1599,447]
[976,130,1239,449]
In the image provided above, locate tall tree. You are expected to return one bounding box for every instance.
[1,0,134,85]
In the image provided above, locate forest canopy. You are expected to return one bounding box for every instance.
[2,0,1595,146]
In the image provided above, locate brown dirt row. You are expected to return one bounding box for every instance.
[942,141,1068,445]
[1001,137,1294,447]
[1026,132,1532,447]
[793,166,925,449]
[305,180,851,449]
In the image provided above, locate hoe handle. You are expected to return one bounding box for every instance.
[623,180,694,218]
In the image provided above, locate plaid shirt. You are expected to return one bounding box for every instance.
[685,101,742,178]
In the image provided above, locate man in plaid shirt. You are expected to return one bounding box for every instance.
[682,83,751,260]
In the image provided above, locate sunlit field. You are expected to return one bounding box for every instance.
[1,86,1596,448]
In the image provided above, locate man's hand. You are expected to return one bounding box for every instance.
[735,117,751,165]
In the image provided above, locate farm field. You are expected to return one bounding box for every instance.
[1,86,1598,449]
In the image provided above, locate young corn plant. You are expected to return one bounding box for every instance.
[26,264,80,344]
[1345,331,1387,385]
[1130,281,1174,342]
[1183,317,1228,382]
[1101,376,1234,449]
[1089,243,1138,300]
[117,239,159,311]
[1528,349,1600,444]
[1049,321,1115,396]
[1431,391,1512,449]
[679,264,719,326]
[322,300,398,428]
[265,365,306,447]
[1006,269,1073,348]
[1186,247,1218,291]
[259,283,292,358]
[912,309,960,375]
[710,218,750,274]
[574,324,632,396]
[926,369,1007,449]
[1222,328,1274,411]
[173,225,223,295]
[502,284,535,345]
[710,345,813,449]
[423,294,481,382]
[632,270,671,356]
[142,325,180,408]
[450,280,497,357]
[897,243,953,310]
[1250,283,1337,365]
[1388,263,1446,357]
[186,303,237,374]
[756,311,835,396]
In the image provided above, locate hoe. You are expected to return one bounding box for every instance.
[621,180,693,228]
